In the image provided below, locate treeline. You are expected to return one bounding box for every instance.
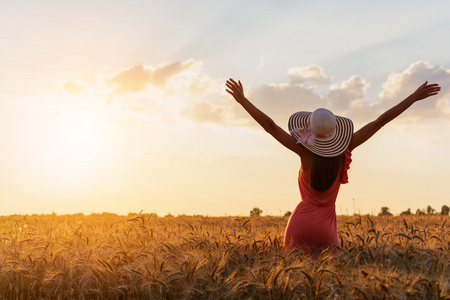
[250,205,449,217]
[378,205,449,216]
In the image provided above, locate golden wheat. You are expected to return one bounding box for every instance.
[0,213,448,299]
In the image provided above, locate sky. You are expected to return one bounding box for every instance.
[0,0,449,216]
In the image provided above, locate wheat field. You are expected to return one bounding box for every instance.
[0,213,448,299]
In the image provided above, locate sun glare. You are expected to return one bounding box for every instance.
[28,108,110,188]
[66,117,99,152]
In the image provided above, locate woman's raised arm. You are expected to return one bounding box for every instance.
[226,78,306,156]
[350,81,441,151]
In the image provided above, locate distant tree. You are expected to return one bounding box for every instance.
[426,205,436,215]
[441,205,449,216]
[284,211,292,217]
[250,207,263,217]
[378,206,393,216]
[400,208,412,216]
[416,209,426,216]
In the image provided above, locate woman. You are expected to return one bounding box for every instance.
[225,78,440,253]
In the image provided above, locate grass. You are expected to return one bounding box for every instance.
[0,213,448,299]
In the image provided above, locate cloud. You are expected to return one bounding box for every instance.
[108,60,198,93]
[379,61,450,101]
[222,61,450,128]
[59,79,86,95]
[225,75,375,127]
[108,65,150,93]
[288,65,331,85]
[48,60,374,128]
[17,59,450,131]
[243,83,326,125]
[181,101,226,123]
[328,75,369,111]
[379,61,450,120]
[219,74,373,128]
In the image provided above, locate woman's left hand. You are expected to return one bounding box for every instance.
[226,78,247,103]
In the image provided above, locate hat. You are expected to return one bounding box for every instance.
[288,108,353,157]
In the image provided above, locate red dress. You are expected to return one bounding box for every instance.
[284,150,352,253]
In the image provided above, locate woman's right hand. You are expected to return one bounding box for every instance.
[226,78,247,103]
[410,81,441,101]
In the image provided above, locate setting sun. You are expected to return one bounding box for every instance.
[57,110,101,154]
[21,108,112,190]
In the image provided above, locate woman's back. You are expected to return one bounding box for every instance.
[309,152,345,193]
[284,150,352,252]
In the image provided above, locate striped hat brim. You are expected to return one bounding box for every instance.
[288,111,354,157]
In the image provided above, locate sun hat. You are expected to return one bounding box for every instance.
[288,108,353,157]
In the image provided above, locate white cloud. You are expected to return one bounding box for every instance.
[379,61,449,101]
[107,60,198,93]
[288,65,331,85]
[328,75,370,112]
[379,61,450,121]
[58,79,88,95]
[243,83,326,126]
[224,61,450,128]
[181,101,226,124]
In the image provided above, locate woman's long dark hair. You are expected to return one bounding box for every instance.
[310,153,344,193]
